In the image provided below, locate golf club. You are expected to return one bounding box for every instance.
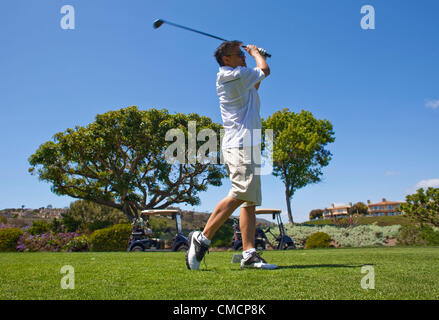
[153,19,271,58]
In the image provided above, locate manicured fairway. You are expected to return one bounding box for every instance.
[1,247,438,299]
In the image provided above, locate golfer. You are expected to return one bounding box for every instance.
[186,41,277,270]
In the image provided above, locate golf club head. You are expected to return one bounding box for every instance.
[153,19,164,29]
[257,48,271,58]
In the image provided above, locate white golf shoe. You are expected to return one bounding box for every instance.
[240,251,278,270]
[185,231,209,270]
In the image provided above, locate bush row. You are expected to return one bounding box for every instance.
[266,223,439,249]
[16,232,89,252]
[275,224,402,249]
[0,223,131,252]
[2,222,439,252]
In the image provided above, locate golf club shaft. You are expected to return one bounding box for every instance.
[157,19,271,58]
[160,20,228,42]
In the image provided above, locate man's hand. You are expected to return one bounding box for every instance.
[244,45,261,58]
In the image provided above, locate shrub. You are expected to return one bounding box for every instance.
[49,218,64,233]
[65,200,129,233]
[65,234,89,252]
[331,215,359,228]
[211,219,234,248]
[148,217,171,238]
[17,232,58,252]
[305,232,332,249]
[89,224,132,252]
[56,232,86,251]
[7,218,27,229]
[397,224,439,246]
[28,220,50,235]
[16,232,87,252]
[61,211,81,232]
[0,228,24,252]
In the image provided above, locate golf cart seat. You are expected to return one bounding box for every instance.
[255,208,281,215]
[141,209,181,216]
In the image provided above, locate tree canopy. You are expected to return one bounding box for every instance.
[262,108,335,223]
[400,187,439,227]
[62,200,128,232]
[29,106,226,220]
[309,209,324,220]
[349,202,369,215]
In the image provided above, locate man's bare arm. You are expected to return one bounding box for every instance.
[244,45,270,90]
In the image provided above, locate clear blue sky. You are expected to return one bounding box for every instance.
[1,0,438,222]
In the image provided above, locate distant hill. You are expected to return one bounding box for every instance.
[0,207,66,219]
[301,215,412,227]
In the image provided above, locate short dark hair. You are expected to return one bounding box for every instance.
[214,40,242,66]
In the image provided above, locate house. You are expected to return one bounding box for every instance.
[322,203,352,219]
[36,208,65,219]
[367,198,405,216]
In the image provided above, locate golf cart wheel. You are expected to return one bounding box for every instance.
[255,240,266,251]
[285,244,296,250]
[177,245,189,252]
[131,246,144,252]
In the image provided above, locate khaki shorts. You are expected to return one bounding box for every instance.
[222,145,262,207]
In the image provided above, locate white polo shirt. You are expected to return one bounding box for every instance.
[216,66,266,149]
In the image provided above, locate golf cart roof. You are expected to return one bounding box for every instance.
[255,208,281,215]
[140,209,181,216]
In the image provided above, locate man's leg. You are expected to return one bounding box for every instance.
[202,196,244,240]
[186,196,243,270]
[239,205,278,270]
[239,205,256,251]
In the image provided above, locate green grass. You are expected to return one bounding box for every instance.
[1,247,439,300]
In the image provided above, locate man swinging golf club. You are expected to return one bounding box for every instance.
[186,41,277,270]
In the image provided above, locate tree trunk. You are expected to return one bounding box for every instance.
[122,201,137,221]
[285,189,294,224]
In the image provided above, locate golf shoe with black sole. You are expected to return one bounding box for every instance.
[240,251,278,270]
[185,231,209,270]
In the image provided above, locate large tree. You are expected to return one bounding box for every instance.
[349,202,369,215]
[309,209,324,220]
[262,109,335,223]
[29,106,225,220]
[400,187,439,227]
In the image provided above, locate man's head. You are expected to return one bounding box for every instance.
[214,41,246,68]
